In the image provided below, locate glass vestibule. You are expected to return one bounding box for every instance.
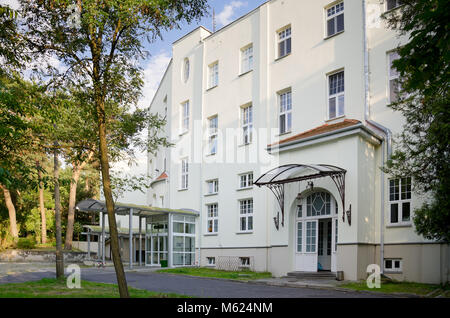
[146,215,168,266]
[173,215,196,266]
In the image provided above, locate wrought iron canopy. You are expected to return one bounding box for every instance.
[254,164,348,229]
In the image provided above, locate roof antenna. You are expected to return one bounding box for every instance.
[212,8,216,32]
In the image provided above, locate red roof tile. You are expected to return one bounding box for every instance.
[270,119,361,147]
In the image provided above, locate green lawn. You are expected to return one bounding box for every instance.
[0,278,189,298]
[157,267,272,280]
[341,280,450,296]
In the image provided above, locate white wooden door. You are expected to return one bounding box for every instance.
[303,220,318,272]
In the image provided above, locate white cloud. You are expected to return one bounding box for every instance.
[138,51,171,109]
[216,1,247,27]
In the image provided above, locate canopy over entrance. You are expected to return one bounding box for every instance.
[254,164,348,229]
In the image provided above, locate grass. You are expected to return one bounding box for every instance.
[156,267,272,280]
[0,278,190,298]
[341,280,450,296]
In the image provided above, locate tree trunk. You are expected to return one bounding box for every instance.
[96,97,129,298]
[37,160,47,244]
[64,164,81,250]
[0,184,18,240]
[53,143,64,279]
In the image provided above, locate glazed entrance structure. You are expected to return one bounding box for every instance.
[76,199,199,269]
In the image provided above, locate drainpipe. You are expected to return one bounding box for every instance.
[362,0,392,274]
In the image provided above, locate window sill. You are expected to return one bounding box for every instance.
[324,30,345,41]
[276,131,292,137]
[206,152,217,158]
[204,193,218,197]
[179,130,189,137]
[386,222,412,228]
[237,187,253,191]
[206,85,218,92]
[325,115,346,124]
[238,142,252,148]
[178,188,189,192]
[384,270,402,274]
[236,231,253,235]
[204,233,218,237]
[238,69,253,77]
[275,53,291,62]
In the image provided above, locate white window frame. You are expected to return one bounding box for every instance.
[208,115,218,155]
[240,44,253,74]
[297,221,303,253]
[206,179,219,195]
[208,61,219,89]
[328,70,345,119]
[386,0,403,11]
[325,2,344,38]
[239,257,251,268]
[384,258,402,273]
[206,257,216,267]
[241,104,253,145]
[389,177,412,225]
[180,101,190,134]
[305,220,317,253]
[239,172,253,189]
[278,89,292,135]
[388,51,401,103]
[180,158,189,190]
[277,26,291,59]
[239,199,254,232]
[206,203,218,234]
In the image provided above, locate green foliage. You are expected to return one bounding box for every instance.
[17,237,36,249]
[382,0,450,242]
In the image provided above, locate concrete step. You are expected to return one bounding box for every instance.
[286,271,336,280]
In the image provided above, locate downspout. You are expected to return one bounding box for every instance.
[362,0,392,274]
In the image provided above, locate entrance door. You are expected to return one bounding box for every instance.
[148,235,167,266]
[295,220,318,272]
[318,219,332,271]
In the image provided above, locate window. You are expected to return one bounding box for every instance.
[279,90,292,134]
[239,172,253,189]
[318,222,324,256]
[183,58,190,82]
[181,101,189,133]
[335,219,338,252]
[297,222,303,252]
[239,199,253,232]
[389,177,411,224]
[206,179,219,195]
[208,62,219,88]
[206,204,218,234]
[326,2,344,37]
[208,116,218,155]
[388,51,401,103]
[386,0,403,11]
[327,220,332,256]
[239,257,250,268]
[180,158,189,190]
[307,192,331,216]
[206,257,216,266]
[278,26,291,58]
[328,71,345,119]
[241,105,253,144]
[306,221,317,253]
[241,45,253,74]
[385,258,402,272]
[297,205,302,218]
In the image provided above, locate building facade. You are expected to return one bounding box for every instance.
[146,0,449,284]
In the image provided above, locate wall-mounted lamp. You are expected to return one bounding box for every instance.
[307,181,314,191]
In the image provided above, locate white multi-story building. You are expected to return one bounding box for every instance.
[146,0,449,283]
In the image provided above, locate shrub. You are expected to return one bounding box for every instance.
[17,237,36,249]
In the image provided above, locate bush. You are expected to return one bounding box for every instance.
[17,237,36,249]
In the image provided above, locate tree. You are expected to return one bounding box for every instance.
[382,0,450,242]
[19,0,209,297]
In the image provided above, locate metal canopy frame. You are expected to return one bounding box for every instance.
[254,164,347,229]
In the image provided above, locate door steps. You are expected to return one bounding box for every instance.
[286,271,337,280]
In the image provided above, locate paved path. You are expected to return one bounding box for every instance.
[0,266,395,298]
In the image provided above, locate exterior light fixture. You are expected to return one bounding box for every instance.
[307,181,314,191]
